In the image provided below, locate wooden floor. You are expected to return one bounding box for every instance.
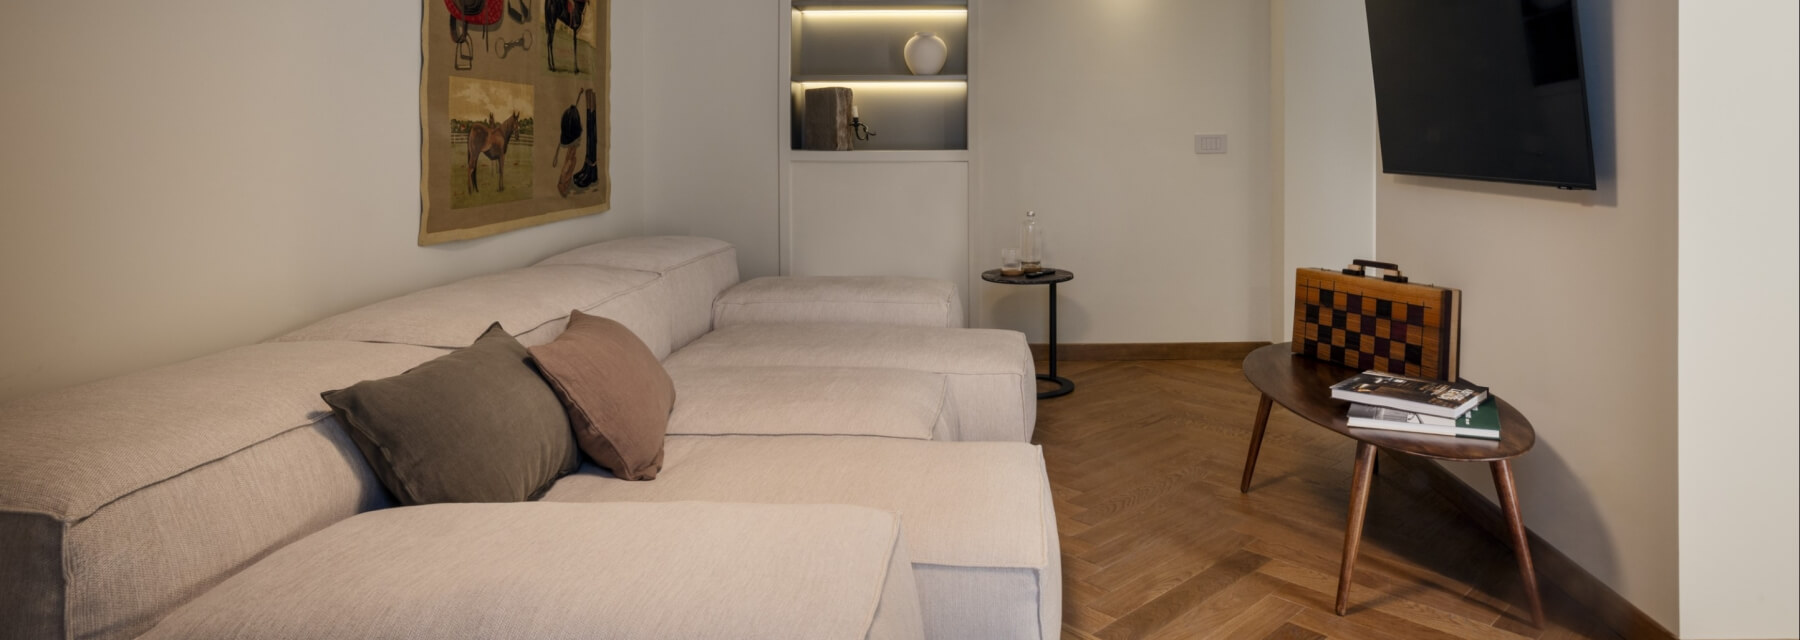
[1035,359,1619,640]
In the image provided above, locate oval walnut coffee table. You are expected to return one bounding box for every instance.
[1237,343,1544,627]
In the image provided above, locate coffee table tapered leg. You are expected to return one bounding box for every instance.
[1239,393,1274,493]
[1335,442,1378,615]
[1491,459,1546,628]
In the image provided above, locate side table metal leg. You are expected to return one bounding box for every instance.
[1240,393,1274,493]
[1335,442,1378,616]
[1048,282,1057,379]
[1491,460,1547,628]
[1036,280,1074,398]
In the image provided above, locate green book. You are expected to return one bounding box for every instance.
[1346,397,1500,440]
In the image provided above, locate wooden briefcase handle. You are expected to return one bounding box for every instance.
[1342,259,1410,283]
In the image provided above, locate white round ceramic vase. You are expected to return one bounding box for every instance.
[904,32,948,75]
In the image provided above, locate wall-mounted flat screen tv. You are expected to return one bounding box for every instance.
[1365,0,1597,190]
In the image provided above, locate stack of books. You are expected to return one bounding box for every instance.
[1329,371,1499,440]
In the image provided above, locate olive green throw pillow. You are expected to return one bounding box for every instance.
[322,323,578,505]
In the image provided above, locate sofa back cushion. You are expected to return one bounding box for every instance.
[0,341,442,640]
[535,235,733,274]
[279,236,739,358]
[537,236,739,352]
[276,265,658,350]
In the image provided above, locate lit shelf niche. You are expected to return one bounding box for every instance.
[790,0,969,150]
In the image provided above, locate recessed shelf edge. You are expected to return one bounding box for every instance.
[794,74,968,83]
[793,0,967,9]
[787,149,970,162]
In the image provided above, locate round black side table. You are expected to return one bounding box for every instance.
[981,268,1075,398]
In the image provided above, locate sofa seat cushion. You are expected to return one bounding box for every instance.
[714,276,965,329]
[669,366,955,440]
[544,436,1061,640]
[664,324,1036,442]
[274,265,657,349]
[535,235,733,274]
[140,502,925,640]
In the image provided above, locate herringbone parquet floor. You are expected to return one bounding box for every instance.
[1035,359,1619,640]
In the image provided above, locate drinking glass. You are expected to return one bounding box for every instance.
[1001,248,1023,276]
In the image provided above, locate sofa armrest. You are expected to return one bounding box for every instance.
[713,276,965,330]
[141,502,925,640]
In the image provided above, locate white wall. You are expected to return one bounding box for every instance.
[640,0,783,279]
[1271,0,1376,341]
[626,0,1278,344]
[788,159,969,292]
[1372,0,1681,628]
[1676,2,1800,638]
[0,1,650,402]
[972,0,1272,344]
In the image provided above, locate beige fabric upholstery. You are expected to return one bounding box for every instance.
[544,436,1061,640]
[523,242,740,354]
[66,424,389,640]
[0,341,436,640]
[0,342,434,519]
[669,366,955,440]
[274,265,657,349]
[715,276,965,329]
[636,243,739,351]
[665,324,1037,442]
[534,235,740,350]
[535,235,734,274]
[141,502,925,640]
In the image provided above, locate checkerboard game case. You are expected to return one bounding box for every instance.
[1292,265,1461,381]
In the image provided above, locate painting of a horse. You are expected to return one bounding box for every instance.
[545,0,591,73]
[465,111,520,193]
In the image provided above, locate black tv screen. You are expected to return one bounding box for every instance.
[1365,0,1597,189]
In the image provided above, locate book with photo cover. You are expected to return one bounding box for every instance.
[1346,398,1500,440]
[1329,371,1488,418]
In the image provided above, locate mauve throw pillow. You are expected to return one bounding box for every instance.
[528,310,674,480]
[321,323,578,505]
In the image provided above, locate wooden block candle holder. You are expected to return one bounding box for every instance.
[802,87,855,151]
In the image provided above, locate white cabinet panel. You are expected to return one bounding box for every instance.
[787,160,969,314]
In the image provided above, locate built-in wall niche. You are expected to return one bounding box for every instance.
[789,1,970,151]
[791,81,966,150]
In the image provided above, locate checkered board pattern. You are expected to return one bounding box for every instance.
[1291,268,1460,380]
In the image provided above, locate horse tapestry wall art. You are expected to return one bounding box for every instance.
[420,0,610,245]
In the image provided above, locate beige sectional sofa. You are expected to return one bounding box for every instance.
[0,236,1061,640]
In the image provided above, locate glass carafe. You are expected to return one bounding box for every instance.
[1020,211,1043,274]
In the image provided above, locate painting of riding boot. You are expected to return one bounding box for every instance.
[553,88,602,197]
[420,0,610,245]
[554,95,583,197]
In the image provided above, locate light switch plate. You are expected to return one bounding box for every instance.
[1194,134,1227,154]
